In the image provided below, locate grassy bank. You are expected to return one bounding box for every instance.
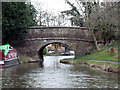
[75,41,118,61]
[60,41,119,73]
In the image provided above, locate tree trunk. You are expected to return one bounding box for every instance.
[75,1,101,51]
[91,29,101,51]
[86,2,101,51]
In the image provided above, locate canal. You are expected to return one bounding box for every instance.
[2,56,118,88]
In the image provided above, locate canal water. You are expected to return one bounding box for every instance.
[2,56,118,88]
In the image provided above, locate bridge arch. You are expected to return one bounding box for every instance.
[17,27,100,62]
[38,42,73,62]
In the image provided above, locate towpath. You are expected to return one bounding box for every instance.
[88,60,120,64]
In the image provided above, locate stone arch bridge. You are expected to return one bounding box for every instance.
[18,26,102,62]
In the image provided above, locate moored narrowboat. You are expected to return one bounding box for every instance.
[0,44,19,67]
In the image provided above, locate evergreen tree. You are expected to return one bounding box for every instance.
[2,2,37,45]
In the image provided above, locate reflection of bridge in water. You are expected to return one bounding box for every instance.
[17,26,102,62]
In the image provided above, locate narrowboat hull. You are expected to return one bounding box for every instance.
[0,58,19,68]
[0,45,19,68]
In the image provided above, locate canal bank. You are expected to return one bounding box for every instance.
[60,59,119,74]
[17,52,40,64]
[60,41,119,74]
[60,51,119,74]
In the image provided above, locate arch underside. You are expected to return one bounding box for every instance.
[38,42,72,62]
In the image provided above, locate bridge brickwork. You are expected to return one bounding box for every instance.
[18,26,101,61]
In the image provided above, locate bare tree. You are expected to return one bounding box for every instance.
[33,2,47,26]
[89,2,118,44]
[74,0,118,50]
[42,12,70,26]
[32,1,71,26]
[74,0,101,51]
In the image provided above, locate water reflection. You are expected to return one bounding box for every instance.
[2,56,118,88]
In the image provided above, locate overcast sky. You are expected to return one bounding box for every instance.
[31,0,72,14]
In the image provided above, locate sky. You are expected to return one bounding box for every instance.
[31,0,75,26]
[30,0,113,26]
[31,0,72,14]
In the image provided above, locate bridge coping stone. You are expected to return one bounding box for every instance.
[29,26,89,30]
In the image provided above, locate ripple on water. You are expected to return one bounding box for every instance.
[2,56,119,88]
